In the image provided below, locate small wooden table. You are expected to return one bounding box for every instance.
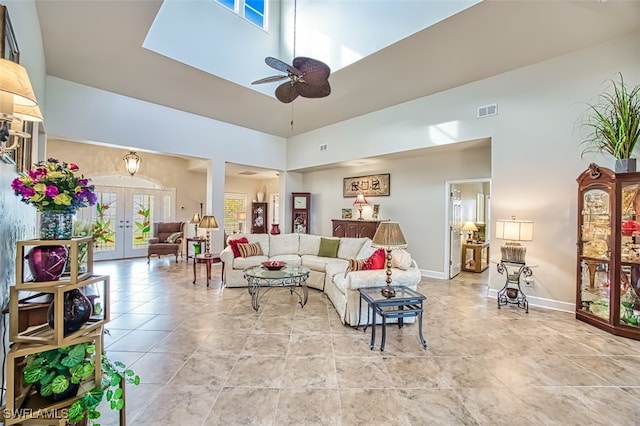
[186,237,207,263]
[192,253,221,287]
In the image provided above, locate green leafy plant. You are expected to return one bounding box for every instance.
[580,73,640,160]
[23,342,96,399]
[23,341,140,426]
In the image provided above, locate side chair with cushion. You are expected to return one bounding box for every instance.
[147,222,186,263]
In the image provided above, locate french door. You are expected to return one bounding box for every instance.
[77,186,175,261]
[449,185,462,278]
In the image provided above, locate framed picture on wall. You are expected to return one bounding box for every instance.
[372,204,380,220]
[343,173,390,197]
[341,209,352,219]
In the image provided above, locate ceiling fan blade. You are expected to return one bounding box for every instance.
[251,75,289,85]
[265,57,302,76]
[275,82,299,103]
[293,57,331,86]
[297,81,331,99]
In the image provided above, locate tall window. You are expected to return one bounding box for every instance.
[216,0,267,29]
[224,192,247,235]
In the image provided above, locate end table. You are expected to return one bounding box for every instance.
[193,253,221,287]
[186,237,206,264]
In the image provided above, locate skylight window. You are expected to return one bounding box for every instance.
[216,0,267,29]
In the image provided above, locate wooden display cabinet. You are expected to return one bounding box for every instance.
[576,163,640,340]
[292,192,311,234]
[251,202,268,234]
[332,219,381,239]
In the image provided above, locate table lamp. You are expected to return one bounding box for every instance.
[353,193,368,220]
[236,212,246,233]
[461,221,478,243]
[190,213,201,237]
[495,216,534,263]
[198,215,219,256]
[371,221,408,298]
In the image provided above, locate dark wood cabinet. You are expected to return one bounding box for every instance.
[251,202,268,234]
[576,164,640,340]
[291,192,311,234]
[332,219,381,239]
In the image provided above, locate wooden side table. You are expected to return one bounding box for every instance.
[193,253,221,287]
[461,242,490,272]
[186,237,206,264]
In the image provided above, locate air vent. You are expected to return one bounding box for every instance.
[477,103,498,118]
[237,171,258,176]
[320,143,328,151]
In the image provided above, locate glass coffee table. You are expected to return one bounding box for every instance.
[358,285,427,352]
[243,264,310,311]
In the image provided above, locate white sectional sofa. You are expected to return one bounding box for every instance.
[220,233,422,325]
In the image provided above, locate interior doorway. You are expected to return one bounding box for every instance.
[446,179,491,278]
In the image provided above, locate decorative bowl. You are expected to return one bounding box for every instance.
[262,261,286,271]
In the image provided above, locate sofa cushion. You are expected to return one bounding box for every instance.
[337,237,368,260]
[270,233,299,256]
[164,232,182,243]
[232,255,268,270]
[317,237,340,258]
[302,255,347,273]
[365,248,386,270]
[238,242,263,258]
[269,254,302,265]
[347,258,367,273]
[356,238,376,259]
[391,249,412,270]
[299,234,321,255]
[325,261,348,278]
[228,237,249,257]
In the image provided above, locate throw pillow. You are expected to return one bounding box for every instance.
[391,249,412,270]
[228,237,249,258]
[237,242,263,258]
[317,237,340,258]
[364,248,386,270]
[164,232,182,243]
[345,258,367,277]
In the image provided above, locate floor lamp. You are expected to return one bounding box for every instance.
[371,221,408,298]
[199,215,219,256]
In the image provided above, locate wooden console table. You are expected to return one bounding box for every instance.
[461,242,490,272]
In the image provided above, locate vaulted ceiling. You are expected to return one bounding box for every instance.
[36,0,640,139]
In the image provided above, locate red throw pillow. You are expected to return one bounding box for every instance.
[228,237,249,258]
[364,248,386,270]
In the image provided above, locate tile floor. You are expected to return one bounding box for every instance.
[92,258,640,425]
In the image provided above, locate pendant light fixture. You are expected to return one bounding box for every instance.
[123,151,141,176]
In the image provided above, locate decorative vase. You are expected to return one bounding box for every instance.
[47,289,93,335]
[257,192,265,202]
[39,211,75,240]
[615,158,637,173]
[26,245,69,282]
[270,223,281,235]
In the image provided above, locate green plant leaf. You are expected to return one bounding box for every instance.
[51,374,70,394]
[67,400,85,423]
[40,370,56,386]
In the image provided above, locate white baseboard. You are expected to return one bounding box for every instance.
[486,288,574,313]
[420,269,447,280]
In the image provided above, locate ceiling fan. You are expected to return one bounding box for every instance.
[252,56,331,103]
[251,0,331,104]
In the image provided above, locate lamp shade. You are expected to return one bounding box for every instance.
[462,221,479,232]
[371,221,407,249]
[199,215,219,229]
[353,193,368,206]
[190,213,201,224]
[13,103,43,122]
[236,212,247,220]
[0,59,38,106]
[495,218,533,241]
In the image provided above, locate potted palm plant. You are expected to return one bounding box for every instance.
[580,73,640,172]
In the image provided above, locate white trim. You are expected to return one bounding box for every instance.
[486,288,574,313]
[419,269,447,280]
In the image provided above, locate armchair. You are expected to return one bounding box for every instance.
[147,222,186,263]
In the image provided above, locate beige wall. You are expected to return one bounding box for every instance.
[47,139,207,223]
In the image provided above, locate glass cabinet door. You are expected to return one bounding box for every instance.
[620,183,640,328]
[578,187,611,319]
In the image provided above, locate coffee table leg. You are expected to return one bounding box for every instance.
[380,314,387,352]
[192,260,197,284]
[370,308,376,350]
[418,311,427,349]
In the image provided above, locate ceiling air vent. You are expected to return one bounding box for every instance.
[320,143,328,151]
[477,103,498,118]
[237,171,258,176]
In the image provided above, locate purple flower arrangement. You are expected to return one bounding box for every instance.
[11,158,97,212]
